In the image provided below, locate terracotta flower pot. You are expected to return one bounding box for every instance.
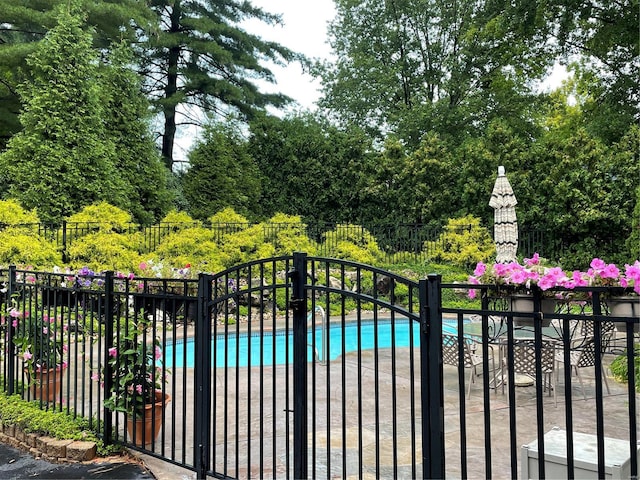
[126,391,171,447]
[28,366,65,402]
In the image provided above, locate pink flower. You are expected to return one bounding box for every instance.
[590,258,606,271]
[625,262,640,282]
[63,344,68,352]
[91,373,99,382]
[139,262,148,271]
[12,319,18,328]
[524,253,540,266]
[155,346,162,360]
[473,262,486,277]
[23,350,32,361]
[108,347,117,357]
[42,327,48,335]
[600,263,620,279]
[9,308,21,318]
[135,384,143,395]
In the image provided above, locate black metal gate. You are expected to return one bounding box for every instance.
[195,252,443,479]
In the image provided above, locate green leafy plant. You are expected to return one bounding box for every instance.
[0,227,62,267]
[426,215,495,270]
[0,392,119,456]
[103,319,166,418]
[609,344,640,392]
[323,224,383,264]
[0,199,39,225]
[10,302,67,379]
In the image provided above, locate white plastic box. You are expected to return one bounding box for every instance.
[521,427,639,479]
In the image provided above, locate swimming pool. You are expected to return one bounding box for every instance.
[164,318,464,368]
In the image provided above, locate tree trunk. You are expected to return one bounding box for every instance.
[161,3,182,171]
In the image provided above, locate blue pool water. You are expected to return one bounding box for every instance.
[165,318,464,368]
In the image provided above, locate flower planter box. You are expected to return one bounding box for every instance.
[510,294,554,327]
[606,295,640,333]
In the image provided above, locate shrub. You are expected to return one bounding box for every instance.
[264,213,317,256]
[217,224,274,268]
[67,232,144,272]
[208,207,249,241]
[0,199,39,224]
[0,227,62,267]
[153,227,224,273]
[425,215,495,270]
[609,344,640,392]
[323,224,383,264]
[160,209,200,227]
[66,202,133,232]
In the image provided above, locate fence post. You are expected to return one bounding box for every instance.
[194,274,212,480]
[103,271,114,444]
[7,265,16,395]
[61,221,68,264]
[289,252,308,479]
[420,275,444,479]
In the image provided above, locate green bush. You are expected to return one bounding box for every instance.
[160,209,200,227]
[209,207,249,225]
[426,215,495,270]
[0,199,39,224]
[609,344,640,392]
[67,231,144,272]
[153,227,224,273]
[66,202,133,232]
[323,224,383,264]
[217,224,274,268]
[0,392,118,455]
[264,213,317,256]
[0,227,62,267]
[208,207,249,241]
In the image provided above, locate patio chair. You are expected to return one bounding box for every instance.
[509,339,557,407]
[442,334,493,398]
[555,332,612,401]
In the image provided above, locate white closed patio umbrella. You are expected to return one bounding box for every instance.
[489,166,518,263]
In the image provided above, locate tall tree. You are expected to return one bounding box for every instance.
[548,0,639,142]
[0,7,125,223]
[101,42,173,224]
[182,120,261,220]
[248,113,373,223]
[318,0,552,147]
[140,0,299,170]
[0,0,153,150]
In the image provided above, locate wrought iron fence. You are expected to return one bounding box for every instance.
[0,259,637,480]
[0,221,562,263]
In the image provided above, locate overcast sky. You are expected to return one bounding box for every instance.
[243,0,337,110]
[174,1,568,161]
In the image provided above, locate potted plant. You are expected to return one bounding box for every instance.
[583,259,640,332]
[467,253,566,326]
[11,305,68,402]
[468,255,640,329]
[103,319,170,446]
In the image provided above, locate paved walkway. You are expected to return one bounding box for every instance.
[0,442,154,480]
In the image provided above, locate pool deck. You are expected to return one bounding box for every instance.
[137,315,637,479]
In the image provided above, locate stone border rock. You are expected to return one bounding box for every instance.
[0,423,96,463]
